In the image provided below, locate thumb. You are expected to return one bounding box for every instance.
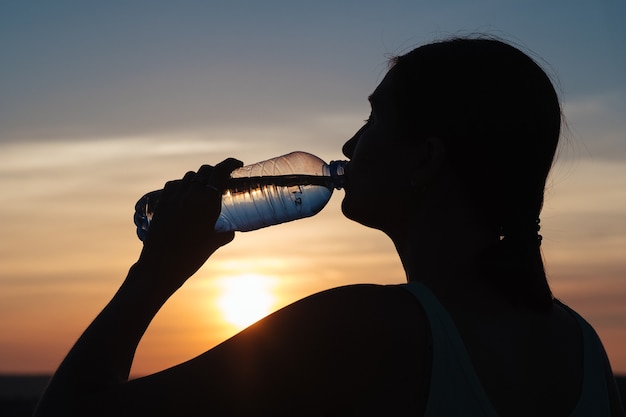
[210,158,244,190]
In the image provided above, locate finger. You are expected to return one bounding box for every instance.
[163,179,182,192]
[208,158,244,190]
[191,165,213,192]
[182,170,197,183]
[196,164,215,178]
[216,157,244,173]
[196,159,242,179]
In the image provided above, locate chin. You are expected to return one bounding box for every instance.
[340,198,357,221]
[340,197,384,231]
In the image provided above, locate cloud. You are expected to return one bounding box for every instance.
[560,92,626,162]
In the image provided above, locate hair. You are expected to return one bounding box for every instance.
[391,37,561,311]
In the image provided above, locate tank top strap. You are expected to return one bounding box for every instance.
[401,282,500,417]
[553,300,611,417]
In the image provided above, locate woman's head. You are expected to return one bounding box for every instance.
[389,37,561,238]
[343,37,561,310]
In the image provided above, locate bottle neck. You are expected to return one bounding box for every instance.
[328,160,347,190]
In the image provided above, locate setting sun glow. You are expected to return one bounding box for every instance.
[217,274,277,330]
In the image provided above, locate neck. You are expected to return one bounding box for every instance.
[390,179,493,289]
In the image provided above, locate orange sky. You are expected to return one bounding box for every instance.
[1,138,625,376]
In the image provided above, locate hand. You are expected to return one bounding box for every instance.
[136,158,244,290]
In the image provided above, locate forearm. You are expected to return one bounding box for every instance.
[35,160,240,416]
[34,262,177,416]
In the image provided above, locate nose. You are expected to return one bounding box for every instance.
[342,137,356,159]
[342,125,365,159]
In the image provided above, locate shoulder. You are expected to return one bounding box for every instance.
[214,283,431,414]
[121,284,433,416]
[276,283,431,412]
[277,283,429,341]
[241,283,429,349]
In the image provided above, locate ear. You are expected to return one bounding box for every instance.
[409,136,447,187]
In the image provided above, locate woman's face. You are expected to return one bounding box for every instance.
[341,67,421,233]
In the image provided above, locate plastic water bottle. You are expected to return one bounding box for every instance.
[134,151,347,241]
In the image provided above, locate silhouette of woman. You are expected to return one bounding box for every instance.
[35,37,624,416]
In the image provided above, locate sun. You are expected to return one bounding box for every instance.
[216,274,276,330]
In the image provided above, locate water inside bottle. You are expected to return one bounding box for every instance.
[216,174,334,232]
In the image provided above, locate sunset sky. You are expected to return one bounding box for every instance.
[1,1,625,377]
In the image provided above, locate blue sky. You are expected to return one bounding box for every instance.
[1,0,625,374]
[2,1,624,151]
